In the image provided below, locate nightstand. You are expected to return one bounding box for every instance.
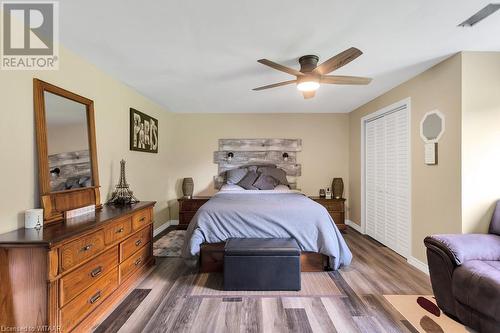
[309,197,346,231]
[177,196,211,229]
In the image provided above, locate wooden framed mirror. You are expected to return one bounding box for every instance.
[33,79,101,225]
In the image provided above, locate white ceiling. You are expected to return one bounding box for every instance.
[60,0,500,113]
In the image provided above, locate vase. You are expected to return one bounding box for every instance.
[182,178,194,198]
[332,178,344,199]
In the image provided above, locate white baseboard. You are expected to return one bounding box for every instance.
[345,220,428,275]
[153,219,179,237]
[345,220,363,233]
[407,256,429,275]
[153,222,170,237]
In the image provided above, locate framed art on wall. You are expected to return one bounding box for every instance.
[130,108,158,153]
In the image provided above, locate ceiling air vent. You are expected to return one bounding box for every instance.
[459,3,500,27]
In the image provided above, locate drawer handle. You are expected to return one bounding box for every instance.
[116,227,124,233]
[135,239,142,246]
[139,217,146,222]
[90,266,102,278]
[89,291,101,304]
[81,244,93,252]
[134,258,142,266]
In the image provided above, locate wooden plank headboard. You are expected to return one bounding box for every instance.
[213,138,302,189]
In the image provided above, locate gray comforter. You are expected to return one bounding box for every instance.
[182,191,352,269]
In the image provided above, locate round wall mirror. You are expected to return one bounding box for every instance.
[420,110,445,143]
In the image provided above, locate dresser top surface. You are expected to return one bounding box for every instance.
[309,197,346,201]
[178,196,211,201]
[0,201,155,247]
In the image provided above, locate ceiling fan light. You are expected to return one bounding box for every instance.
[297,80,320,92]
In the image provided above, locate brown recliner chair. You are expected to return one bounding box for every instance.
[424,201,500,333]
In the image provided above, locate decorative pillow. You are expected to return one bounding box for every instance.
[257,166,289,186]
[219,184,244,191]
[237,170,259,190]
[246,165,259,172]
[253,174,279,190]
[225,168,247,185]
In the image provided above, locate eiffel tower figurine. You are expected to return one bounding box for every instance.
[107,159,139,205]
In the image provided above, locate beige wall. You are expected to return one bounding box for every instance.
[0,47,175,234]
[462,52,500,233]
[168,113,350,219]
[349,54,463,262]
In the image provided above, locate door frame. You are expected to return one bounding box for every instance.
[360,97,412,257]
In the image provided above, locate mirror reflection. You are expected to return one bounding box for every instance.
[422,113,443,141]
[45,91,92,191]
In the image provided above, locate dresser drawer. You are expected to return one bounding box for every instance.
[119,243,150,283]
[179,211,196,227]
[104,216,132,245]
[330,211,345,224]
[179,199,208,212]
[120,226,151,261]
[321,200,344,212]
[60,267,118,332]
[59,246,119,307]
[60,230,105,272]
[132,208,151,231]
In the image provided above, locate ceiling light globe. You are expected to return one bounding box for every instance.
[297,79,320,92]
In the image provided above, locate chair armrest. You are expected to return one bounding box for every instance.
[424,238,457,316]
[424,234,500,265]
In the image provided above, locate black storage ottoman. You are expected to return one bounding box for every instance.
[223,238,301,291]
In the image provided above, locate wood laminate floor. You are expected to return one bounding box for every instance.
[94,227,432,333]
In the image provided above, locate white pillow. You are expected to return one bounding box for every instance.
[274,184,291,191]
[220,184,245,191]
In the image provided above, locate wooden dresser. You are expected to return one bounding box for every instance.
[309,197,346,231]
[0,201,155,332]
[177,196,211,229]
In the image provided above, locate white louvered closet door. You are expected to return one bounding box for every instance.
[374,116,386,244]
[365,106,410,258]
[395,108,410,257]
[365,120,377,239]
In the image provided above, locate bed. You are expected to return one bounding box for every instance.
[181,186,352,272]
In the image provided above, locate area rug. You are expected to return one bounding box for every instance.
[153,230,186,257]
[191,272,342,297]
[384,295,475,333]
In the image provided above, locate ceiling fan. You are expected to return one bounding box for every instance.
[253,47,372,99]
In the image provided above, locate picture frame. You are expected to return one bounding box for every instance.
[129,108,158,153]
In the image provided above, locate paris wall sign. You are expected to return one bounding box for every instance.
[129,108,159,153]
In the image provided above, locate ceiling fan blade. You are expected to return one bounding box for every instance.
[314,47,363,74]
[257,59,304,76]
[321,75,372,85]
[302,90,316,99]
[252,80,297,91]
